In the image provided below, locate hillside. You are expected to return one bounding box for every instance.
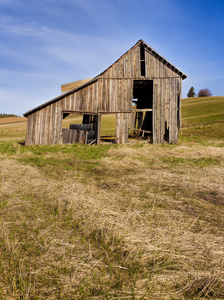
[0,113,18,118]
[0,116,26,124]
[180,96,224,143]
[0,117,27,141]
[0,97,223,299]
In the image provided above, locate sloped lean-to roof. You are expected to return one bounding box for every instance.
[23,77,96,117]
[61,78,92,93]
[24,39,187,117]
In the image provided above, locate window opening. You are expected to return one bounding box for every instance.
[140,43,146,77]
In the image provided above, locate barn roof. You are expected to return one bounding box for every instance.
[24,39,187,117]
[61,78,92,93]
[23,78,97,117]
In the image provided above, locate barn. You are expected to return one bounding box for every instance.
[23,39,187,145]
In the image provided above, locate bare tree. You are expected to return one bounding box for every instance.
[198,89,212,97]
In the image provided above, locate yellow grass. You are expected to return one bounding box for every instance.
[0,97,224,298]
[0,116,27,124]
[0,141,223,299]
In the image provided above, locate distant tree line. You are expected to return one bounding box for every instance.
[0,113,18,118]
[187,87,212,98]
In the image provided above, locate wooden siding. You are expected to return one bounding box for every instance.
[144,48,179,79]
[116,113,128,144]
[153,78,182,144]
[25,78,133,145]
[25,101,63,145]
[100,44,181,80]
[24,40,185,146]
[61,79,133,113]
[101,46,141,79]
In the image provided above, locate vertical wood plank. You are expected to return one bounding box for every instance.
[179,78,182,129]
[96,114,101,144]
[25,115,30,145]
[133,47,137,78]
[161,79,165,142]
[44,105,49,145]
[115,113,120,144]
[58,102,63,144]
[174,78,178,142]
[34,112,38,145]
[153,79,157,143]
[49,104,53,144]
[41,108,46,145]
[165,78,169,128]
[169,78,174,143]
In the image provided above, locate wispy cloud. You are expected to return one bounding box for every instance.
[0,0,223,115]
[0,20,131,74]
[0,17,132,115]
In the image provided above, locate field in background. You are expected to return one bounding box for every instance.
[180,96,224,144]
[1,96,223,144]
[0,117,26,124]
[62,114,117,137]
[0,97,224,299]
[0,118,27,140]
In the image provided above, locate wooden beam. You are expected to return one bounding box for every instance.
[62,110,132,114]
[133,129,152,134]
[132,109,153,112]
[96,114,101,145]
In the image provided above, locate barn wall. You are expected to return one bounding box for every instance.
[61,79,133,113]
[100,44,180,80]
[25,101,63,145]
[101,45,141,79]
[144,49,179,79]
[25,78,133,145]
[25,41,184,146]
[153,77,182,144]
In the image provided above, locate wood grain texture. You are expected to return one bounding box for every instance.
[24,41,185,145]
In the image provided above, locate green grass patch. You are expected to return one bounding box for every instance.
[0,141,116,159]
[180,96,224,144]
[159,156,221,167]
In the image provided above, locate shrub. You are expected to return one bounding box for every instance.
[198,89,212,97]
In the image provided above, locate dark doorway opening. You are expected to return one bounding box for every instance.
[132,80,153,140]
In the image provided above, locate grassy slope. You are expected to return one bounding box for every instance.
[0,97,224,299]
[0,117,26,124]
[0,117,27,140]
[180,96,224,144]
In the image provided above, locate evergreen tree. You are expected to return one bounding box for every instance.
[187,86,196,97]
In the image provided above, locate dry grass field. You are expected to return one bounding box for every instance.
[0,97,224,299]
[0,117,27,141]
[0,117,26,124]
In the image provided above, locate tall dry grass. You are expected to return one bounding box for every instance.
[0,142,223,299]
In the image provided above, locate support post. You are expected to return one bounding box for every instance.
[96,113,101,145]
[116,113,128,144]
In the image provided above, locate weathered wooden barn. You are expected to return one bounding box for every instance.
[24,39,187,145]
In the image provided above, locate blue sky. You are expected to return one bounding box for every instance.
[0,0,224,116]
